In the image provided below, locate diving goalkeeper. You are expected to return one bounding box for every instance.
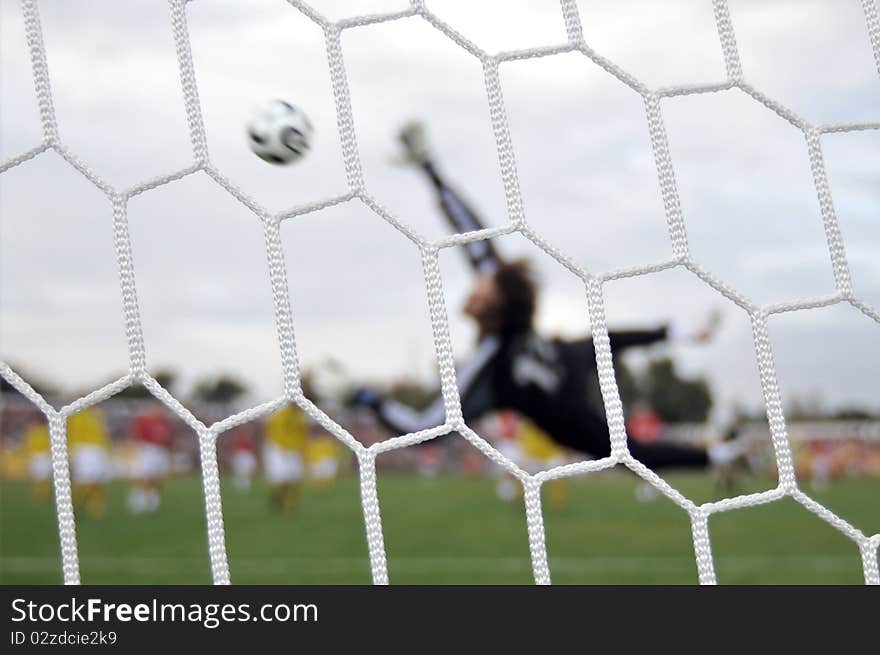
[349,123,742,470]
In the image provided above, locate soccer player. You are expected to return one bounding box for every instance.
[263,403,308,515]
[626,402,665,501]
[626,401,664,446]
[228,426,258,492]
[128,402,173,513]
[67,407,112,518]
[348,123,744,471]
[306,432,343,489]
[23,415,51,504]
[489,411,569,507]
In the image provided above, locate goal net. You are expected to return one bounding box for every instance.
[1,0,879,585]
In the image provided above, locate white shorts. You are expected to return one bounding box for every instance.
[136,443,170,480]
[263,443,303,484]
[310,458,338,480]
[496,440,523,468]
[71,445,110,483]
[30,454,52,481]
[231,451,257,476]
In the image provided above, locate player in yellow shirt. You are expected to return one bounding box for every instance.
[24,419,52,504]
[519,420,566,464]
[263,404,309,515]
[518,418,569,508]
[306,433,343,489]
[67,407,112,518]
[493,412,570,509]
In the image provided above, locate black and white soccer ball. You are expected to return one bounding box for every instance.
[246,99,314,165]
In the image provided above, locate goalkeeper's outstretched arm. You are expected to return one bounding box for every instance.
[349,336,500,436]
[608,311,722,354]
[399,122,502,274]
[608,326,669,354]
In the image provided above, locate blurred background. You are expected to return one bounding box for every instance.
[1,0,878,584]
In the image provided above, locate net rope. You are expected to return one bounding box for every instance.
[2,0,879,585]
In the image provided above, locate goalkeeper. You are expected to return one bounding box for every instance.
[348,123,743,470]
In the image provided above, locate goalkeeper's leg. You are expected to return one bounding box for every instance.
[618,430,747,470]
[626,439,709,469]
[561,409,711,469]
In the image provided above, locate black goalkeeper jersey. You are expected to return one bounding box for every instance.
[375,326,669,456]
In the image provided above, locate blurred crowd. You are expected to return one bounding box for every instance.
[1,392,878,520]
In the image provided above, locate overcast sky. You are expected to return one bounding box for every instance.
[1,0,878,422]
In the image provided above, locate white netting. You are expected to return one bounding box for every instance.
[2,0,879,585]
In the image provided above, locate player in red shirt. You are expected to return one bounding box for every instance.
[626,402,663,445]
[128,403,174,513]
[228,426,258,491]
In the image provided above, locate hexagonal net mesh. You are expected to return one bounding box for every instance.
[2,0,879,585]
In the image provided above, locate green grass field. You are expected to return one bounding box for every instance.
[1,473,876,584]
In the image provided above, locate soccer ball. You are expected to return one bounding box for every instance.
[246,99,314,165]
